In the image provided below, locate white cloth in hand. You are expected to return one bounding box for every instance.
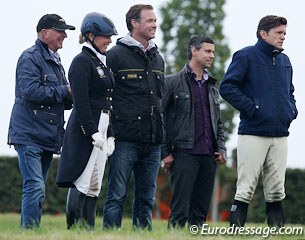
[107,137,115,156]
[91,132,105,149]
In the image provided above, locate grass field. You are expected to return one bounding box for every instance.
[0,213,304,240]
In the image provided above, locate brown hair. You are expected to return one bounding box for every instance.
[256,15,287,38]
[126,4,153,32]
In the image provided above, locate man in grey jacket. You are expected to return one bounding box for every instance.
[162,35,226,228]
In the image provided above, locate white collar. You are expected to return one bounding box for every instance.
[83,42,107,66]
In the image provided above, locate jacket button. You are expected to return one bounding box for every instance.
[256,105,259,109]
[138,116,141,120]
[41,105,44,108]
[150,91,154,94]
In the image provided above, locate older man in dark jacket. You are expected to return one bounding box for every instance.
[7,14,74,228]
[162,35,226,228]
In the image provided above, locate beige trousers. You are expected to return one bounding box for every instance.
[235,135,287,203]
[74,113,109,197]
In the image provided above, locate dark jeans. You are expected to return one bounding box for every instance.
[14,144,53,228]
[168,150,217,228]
[103,141,161,229]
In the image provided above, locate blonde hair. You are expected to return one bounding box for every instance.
[79,33,86,44]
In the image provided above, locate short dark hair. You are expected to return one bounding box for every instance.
[187,35,214,60]
[126,4,153,32]
[256,15,287,38]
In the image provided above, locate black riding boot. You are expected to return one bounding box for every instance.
[229,200,249,227]
[66,187,86,229]
[266,201,285,228]
[83,196,98,229]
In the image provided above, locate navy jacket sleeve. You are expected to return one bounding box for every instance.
[219,51,257,118]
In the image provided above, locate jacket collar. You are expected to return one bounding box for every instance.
[118,33,157,51]
[182,64,217,84]
[116,34,160,58]
[256,38,283,57]
[83,42,107,66]
[35,39,55,62]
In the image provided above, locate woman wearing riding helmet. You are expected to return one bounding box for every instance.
[56,12,117,229]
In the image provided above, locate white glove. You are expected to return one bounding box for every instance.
[91,132,105,149]
[107,137,115,156]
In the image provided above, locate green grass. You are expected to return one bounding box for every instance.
[0,213,304,240]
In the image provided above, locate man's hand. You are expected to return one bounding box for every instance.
[214,152,226,165]
[161,154,174,173]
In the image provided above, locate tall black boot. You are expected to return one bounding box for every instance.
[229,200,249,227]
[266,201,285,228]
[83,196,98,229]
[66,187,86,229]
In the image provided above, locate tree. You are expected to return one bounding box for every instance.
[159,0,236,142]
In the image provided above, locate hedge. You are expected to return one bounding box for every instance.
[0,156,304,224]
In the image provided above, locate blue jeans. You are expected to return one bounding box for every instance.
[14,145,53,228]
[103,141,161,229]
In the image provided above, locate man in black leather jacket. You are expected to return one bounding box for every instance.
[162,35,226,228]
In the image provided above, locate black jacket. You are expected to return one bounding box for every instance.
[107,36,165,143]
[162,65,227,159]
[56,46,114,187]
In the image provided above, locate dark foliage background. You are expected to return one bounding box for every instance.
[1,156,304,224]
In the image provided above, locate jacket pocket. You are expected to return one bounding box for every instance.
[116,70,146,94]
[153,70,165,98]
[42,74,59,86]
[173,92,191,113]
[284,102,297,127]
[112,108,144,140]
[32,110,58,144]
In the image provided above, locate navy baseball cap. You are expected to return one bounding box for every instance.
[36,14,75,32]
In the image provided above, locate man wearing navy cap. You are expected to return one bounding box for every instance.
[7,14,75,228]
